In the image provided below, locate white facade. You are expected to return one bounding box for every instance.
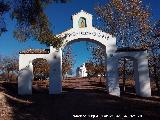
[59,10,116,53]
[76,63,88,77]
[18,10,151,97]
[18,46,62,95]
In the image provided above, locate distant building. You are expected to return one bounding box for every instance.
[76,63,88,77]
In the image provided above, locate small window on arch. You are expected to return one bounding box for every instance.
[78,17,87,28]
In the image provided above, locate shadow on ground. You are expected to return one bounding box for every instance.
[0,82,160,120]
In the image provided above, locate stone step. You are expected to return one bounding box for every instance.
[62,77,106,90]
[74,86,106,90]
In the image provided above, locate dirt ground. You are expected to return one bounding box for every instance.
[0,80,160,120]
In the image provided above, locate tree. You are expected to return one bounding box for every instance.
[86,42,106,82]
[147,20,160,95]
[0,55,3,74]
[118,58,134,93]
[95,0,159,93]
[32,58,49,80]
[62,45,75,79]
[154,20,160,38]
[85,61,96,77]
[0,0,69,48]
[0,0,10,35]
[0,56,18,81]
[95,0,152,48]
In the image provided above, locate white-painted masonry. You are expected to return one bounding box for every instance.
[18,10,151,97]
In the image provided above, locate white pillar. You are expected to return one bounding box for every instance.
[136,54,151,97]
[133,59,140,95]
[18,62,33,95]
[106,54,120,96]
[49,48,62,94]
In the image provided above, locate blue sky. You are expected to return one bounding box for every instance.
[0,0,160,73]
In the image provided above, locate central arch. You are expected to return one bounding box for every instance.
[57,10,117,94]
[61,38,107,91]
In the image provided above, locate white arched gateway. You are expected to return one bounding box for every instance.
[18,10,151,97]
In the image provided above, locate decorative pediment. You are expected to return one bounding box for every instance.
[72,10,92,29]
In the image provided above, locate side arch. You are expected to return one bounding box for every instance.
[58,27,117,54]
[107,51,151,97]
[18,48,63,95]
[18,54,49,95]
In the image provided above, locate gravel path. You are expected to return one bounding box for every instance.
[0,92,13,120]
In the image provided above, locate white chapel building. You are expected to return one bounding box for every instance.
[76,63,88,77]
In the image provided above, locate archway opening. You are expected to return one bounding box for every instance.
[118,57,136,95]
[32,58,50,93]
[62,38,107,92]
